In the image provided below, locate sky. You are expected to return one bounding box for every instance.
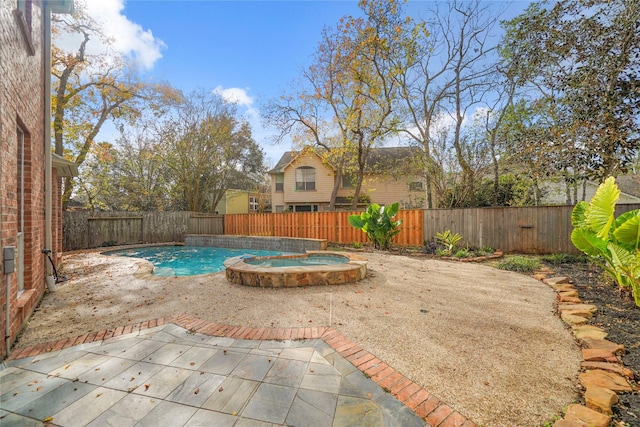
[74,0,532,167]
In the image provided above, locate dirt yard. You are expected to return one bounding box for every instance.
[14,249,582,427]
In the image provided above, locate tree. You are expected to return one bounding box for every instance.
[51,5,176,209]
[265,0,404,210]
[391,0,506,208]
[501,0,640,183]
[160,90,265,212]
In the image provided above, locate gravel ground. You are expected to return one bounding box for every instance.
[14,249,582,427]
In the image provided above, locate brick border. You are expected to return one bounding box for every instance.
[7,314,477,427]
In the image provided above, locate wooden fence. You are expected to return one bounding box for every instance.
[64,211,192,250]
[64,204,640,253]
[423,204,640,254]
[224,210,425,246]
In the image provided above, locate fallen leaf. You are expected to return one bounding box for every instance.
[194,388,200,394]
[43,417,53,422]
[144,384,150,391]
[218,387,224,392]
[35,387,43,392]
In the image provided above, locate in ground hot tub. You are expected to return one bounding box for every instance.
[224,251,367,287]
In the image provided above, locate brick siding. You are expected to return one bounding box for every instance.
[1,1,47,357]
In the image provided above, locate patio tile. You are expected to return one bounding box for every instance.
[184,408,237,427]
[1,375,67,412]
[11,380,96,420]
[0,411,42,427]
[285,389,337,426]
[231,339,260,349]
[92,337,144,356]
[341,369,385,399]
[278,347,315,362]
[50,386,126,426]
[117,339,167,361]
[135,366,193,399]
[299,362,342,394]
[334,395,384,427]
[204,336,236,347]
[169,346,219,370]
[166,371,225,407]
[230,354,274,382]
[0,368,45,392]
[143,342,193,365]
[86,393,160,427]
[375,392,426,427]
[201,377,259,414]
[77,357,137,386]
[324,351,359,376]
[15,350,86,374]
[102,361,164,391]
[262,358,307,387]
[233,418,274,427]
[199,350,245,375]
[241,383,297,424]
[135,400,198,427]
[48,352,111,380]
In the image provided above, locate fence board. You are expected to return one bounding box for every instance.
[423,204,640,254]
[64,204,640,253]
[64,211,190,250]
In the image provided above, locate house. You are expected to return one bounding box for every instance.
[1,0,76,358]
[215,189,271,214]
[539,175,640,205]
[269,147,426,212]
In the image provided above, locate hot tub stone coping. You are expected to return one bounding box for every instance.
[224,251,368,287]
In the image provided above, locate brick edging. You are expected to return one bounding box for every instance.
[7,314,477,427]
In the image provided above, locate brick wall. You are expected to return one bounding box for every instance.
[1,1,47,357]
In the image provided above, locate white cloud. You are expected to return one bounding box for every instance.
[213,85,254,107]
[64,0,165,70]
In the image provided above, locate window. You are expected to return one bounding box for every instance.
[275,174,284,192]
[16,125,26,293]
[275,205,285,213]
[292,204,318,212]
[409,181,424,192]
[341,175,355,188]
[295,167,315,191]
[249,196,258,211]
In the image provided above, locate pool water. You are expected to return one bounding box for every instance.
[104,245,292,277]
[245,254,348,267]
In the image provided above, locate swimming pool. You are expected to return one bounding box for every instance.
[103,245,292,277]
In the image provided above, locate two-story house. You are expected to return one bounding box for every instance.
[215,189,271,214]
[269,147,426,212]
[1,0,76,357]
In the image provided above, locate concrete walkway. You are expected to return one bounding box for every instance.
[1,317,476,427]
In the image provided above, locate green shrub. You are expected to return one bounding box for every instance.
[455,248,471,258]
[540,253,586,265]
[571,176,640,307]
[348,202,402,250]
[495,256,541,272]
[435,230,463,256]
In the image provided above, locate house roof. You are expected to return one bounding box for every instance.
[52,153,78,177]
[269,146,421,175]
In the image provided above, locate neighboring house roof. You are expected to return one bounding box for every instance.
[269,146,422,175]
[616,174,640,198]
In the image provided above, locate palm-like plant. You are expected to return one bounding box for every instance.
[571,177,640,307]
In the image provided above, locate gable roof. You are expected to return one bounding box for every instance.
[269,146,421,175]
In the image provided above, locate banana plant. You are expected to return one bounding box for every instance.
[348,202,402,250]
[571,177,640,307]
